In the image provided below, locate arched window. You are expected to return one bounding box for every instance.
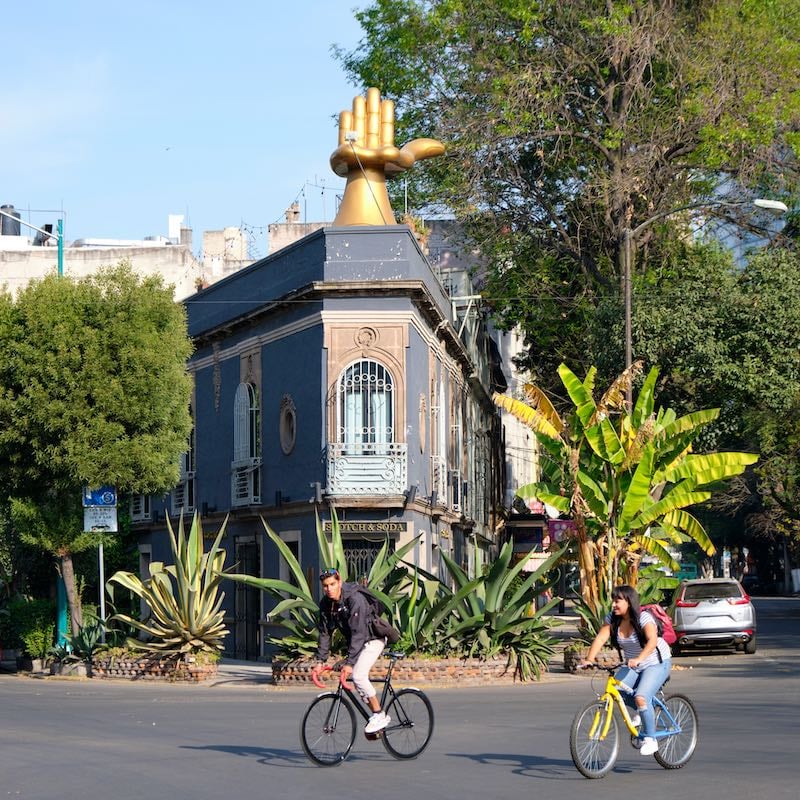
[337,359,394,452]
[172,411,196,514]
[232,382,261,505]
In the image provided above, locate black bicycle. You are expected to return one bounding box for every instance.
[300,650,434,766]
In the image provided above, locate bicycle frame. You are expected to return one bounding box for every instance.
[312,655,405,725]
[589,670,683,742]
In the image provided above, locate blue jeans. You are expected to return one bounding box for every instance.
[615,659,672,737]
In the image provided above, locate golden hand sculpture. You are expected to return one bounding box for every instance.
[331,87,445,226]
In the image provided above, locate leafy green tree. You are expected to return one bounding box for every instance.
[338,0,800,384]
[633,244,800,440]
[630,243,800,569]
[0,263,193,632]
[495,363,757,615]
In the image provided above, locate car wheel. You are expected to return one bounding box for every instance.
[744,636,757,654]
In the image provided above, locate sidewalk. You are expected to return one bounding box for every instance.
[545,610,582,675]
[212,658,273,687]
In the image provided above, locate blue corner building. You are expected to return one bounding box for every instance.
[132,223,507,659]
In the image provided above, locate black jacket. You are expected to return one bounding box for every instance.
[315,582,375,666]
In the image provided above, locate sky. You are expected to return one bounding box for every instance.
[1,1,367,259]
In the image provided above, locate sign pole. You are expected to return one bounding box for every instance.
[82,485,117,645]
[98,538,106,643]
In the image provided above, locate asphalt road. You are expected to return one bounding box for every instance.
[2,596,798,800]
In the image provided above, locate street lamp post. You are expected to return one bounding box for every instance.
[0,208,64,276]
[621,197,789,408]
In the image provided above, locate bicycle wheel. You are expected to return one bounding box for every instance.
[653,693,698,770]
[569,700,620,779]
[382,689,434,759]
[300,692,357,766]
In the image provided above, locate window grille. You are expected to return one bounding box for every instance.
[231,383,261,506]
[337,359,394,453]
[172,428,196,515]
[131,494,151,522]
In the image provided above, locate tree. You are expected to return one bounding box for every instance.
[494,363,757,615]
[0,264,193,632]
[338,0,800,384]
[630,242,800,575]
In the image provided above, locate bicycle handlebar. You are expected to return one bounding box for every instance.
[576,662,624,673]
[310,663,353,689]
[310,665,331,689]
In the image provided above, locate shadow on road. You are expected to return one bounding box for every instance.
[180,744,308,767]
[180,743,395,767]
[444,750,624,780]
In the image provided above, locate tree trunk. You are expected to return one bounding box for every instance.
[60,553,83,634]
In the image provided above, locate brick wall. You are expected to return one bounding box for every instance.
[274,656,523,686]
[91,655,218,683]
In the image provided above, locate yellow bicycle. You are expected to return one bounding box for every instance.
[570,663,698,779]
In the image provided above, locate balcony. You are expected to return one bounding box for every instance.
[327,442,408,495]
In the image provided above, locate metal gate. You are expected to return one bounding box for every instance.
[343,539,392,583]
[234,540,260,660]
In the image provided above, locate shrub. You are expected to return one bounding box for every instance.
[22,620,55,660]
[1,597,54,655]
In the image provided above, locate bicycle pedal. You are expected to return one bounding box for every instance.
[364,731,383,741]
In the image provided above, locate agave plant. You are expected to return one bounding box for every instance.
[225,508,419,660]
[106,513,230,658]
[495,362,758,617]
[429,539,564,679]
[47,616,109,666]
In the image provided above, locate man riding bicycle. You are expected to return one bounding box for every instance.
[312,568,391,734]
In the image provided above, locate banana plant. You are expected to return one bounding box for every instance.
[106,512,230,658]
[495,362,758,616]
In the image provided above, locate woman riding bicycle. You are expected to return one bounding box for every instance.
[580,584,672,756]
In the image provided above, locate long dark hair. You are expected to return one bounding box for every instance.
[609,584,646,648]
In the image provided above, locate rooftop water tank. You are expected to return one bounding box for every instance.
[1,204,21,236]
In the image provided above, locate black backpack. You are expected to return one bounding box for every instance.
[356,585,401,645]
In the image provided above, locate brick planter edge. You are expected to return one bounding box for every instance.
[89,655,218,683]
[273,655,528,686]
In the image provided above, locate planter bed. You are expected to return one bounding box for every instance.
[273,656,527,686]
[89,655,218,683]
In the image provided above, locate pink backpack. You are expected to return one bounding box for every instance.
[642,603,677,645]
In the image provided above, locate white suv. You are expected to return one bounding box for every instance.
[669,578,757,654]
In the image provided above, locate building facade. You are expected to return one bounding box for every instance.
[133,224,507,660]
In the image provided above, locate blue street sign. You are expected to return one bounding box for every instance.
[82,485,117,507]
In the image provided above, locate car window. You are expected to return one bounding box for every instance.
[683,583,742,601]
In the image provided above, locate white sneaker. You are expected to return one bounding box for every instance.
[640,737,659,756]
[365,711,390,734]
[630,712,641,728]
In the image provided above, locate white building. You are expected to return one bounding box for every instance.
[0,205,254,300]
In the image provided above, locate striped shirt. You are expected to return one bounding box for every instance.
[604,610,672,667]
